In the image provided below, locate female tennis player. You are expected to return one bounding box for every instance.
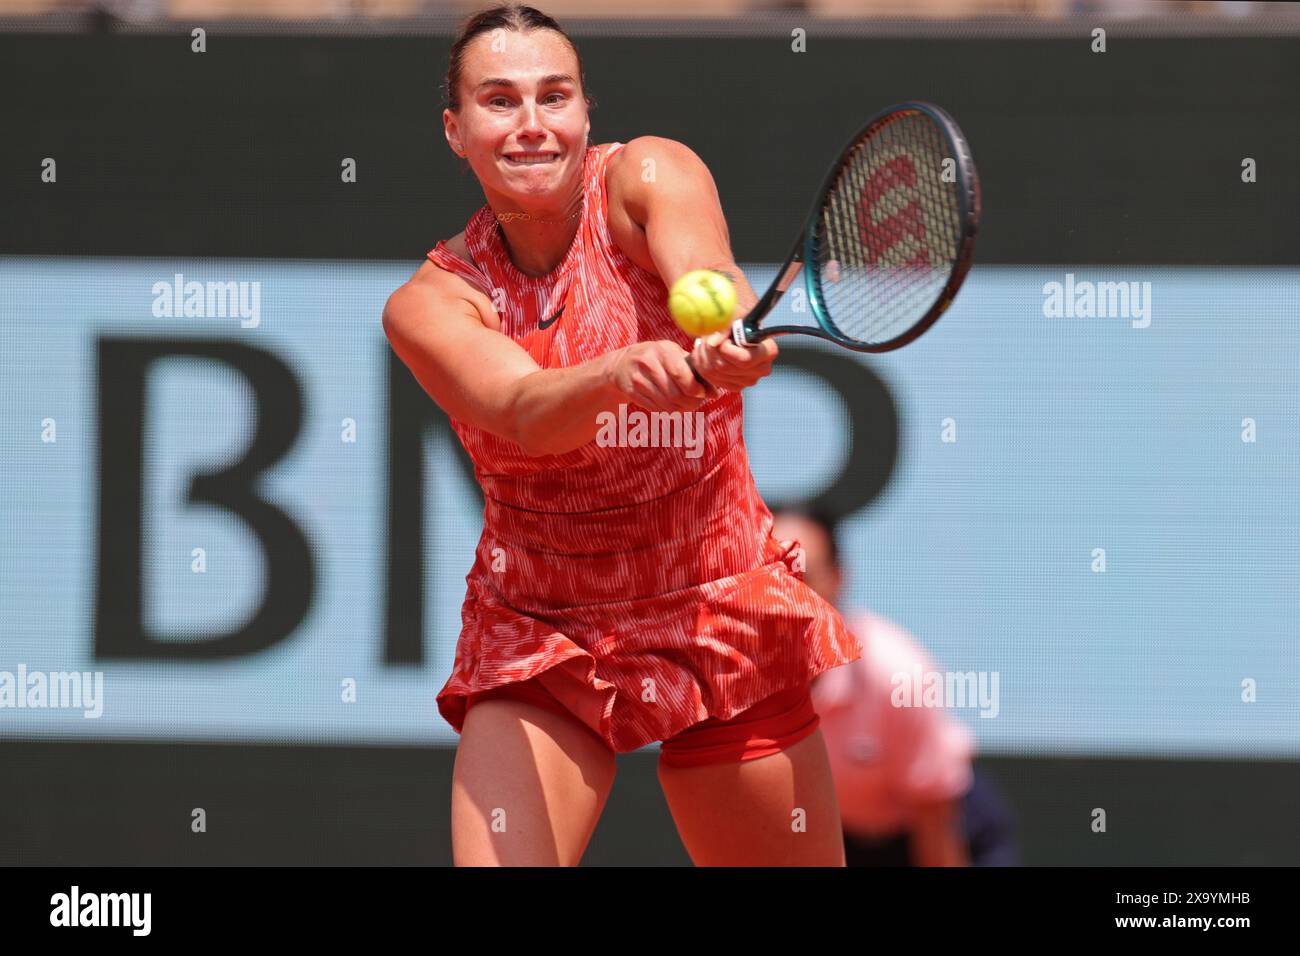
[383,4,862,866]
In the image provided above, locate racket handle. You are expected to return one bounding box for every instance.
[731,316,759,347]
[684,352,716,394]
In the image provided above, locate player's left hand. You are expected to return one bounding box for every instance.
[689,330,778,391]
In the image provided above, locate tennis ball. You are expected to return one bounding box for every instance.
[668,269,737,337]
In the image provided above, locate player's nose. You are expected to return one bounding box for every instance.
[517,101,546,136]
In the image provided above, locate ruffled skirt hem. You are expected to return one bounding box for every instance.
[436,536,863,754]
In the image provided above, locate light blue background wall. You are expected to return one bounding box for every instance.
[2,258,1296,755]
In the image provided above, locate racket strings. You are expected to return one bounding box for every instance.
[815,111,964,347]
[843,117,955,337]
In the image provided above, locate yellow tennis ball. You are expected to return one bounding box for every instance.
[668,269,737,336]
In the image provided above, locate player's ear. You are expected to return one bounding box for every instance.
[442,109,461,155]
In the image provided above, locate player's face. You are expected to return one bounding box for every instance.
[772,514,842,607]
[446,29,591,206]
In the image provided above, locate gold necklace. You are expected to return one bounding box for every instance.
[494,203,583,225]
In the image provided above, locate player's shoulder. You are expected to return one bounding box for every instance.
[402,232,476,291]
[610,135,706,172]
[607,138,716,232]
[393,254,458,301]
[607,136,710,191]
[384,234,490,330]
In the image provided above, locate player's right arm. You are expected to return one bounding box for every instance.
[382,267,706,457]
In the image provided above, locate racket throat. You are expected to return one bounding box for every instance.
[775,259,804,293]
[734,257,803,346]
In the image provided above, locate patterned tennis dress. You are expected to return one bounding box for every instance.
[426,141,861,753]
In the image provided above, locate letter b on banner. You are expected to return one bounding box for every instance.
[94,338,314,659]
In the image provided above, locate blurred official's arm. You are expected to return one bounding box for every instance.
[910,798,970,867]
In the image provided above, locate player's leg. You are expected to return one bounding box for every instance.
[656,726,846,866]
[451,698,617,866]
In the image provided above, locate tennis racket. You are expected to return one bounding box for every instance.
[686,101,980,388]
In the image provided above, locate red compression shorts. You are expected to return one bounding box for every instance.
[464,679,820,768]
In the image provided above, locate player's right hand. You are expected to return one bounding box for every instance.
[606,341,709,413]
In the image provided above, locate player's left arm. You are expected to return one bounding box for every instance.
[614,136,775,389]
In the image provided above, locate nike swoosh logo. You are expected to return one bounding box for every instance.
[539,304,565,330]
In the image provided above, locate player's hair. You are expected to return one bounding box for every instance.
[774,502,842,569]
[443,4,596,114]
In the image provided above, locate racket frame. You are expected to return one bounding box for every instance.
[733,100,981,354]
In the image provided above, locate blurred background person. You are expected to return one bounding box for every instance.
[772,505,1021,866]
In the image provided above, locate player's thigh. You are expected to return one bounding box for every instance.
[656,727,846,866]
[451,698,617,866]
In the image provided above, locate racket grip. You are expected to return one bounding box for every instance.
[684,352,716,394]
[731,317,758,347]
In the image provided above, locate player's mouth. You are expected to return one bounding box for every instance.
[504,152,560,166]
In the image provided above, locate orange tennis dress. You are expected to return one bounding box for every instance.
[426,141,861,755]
